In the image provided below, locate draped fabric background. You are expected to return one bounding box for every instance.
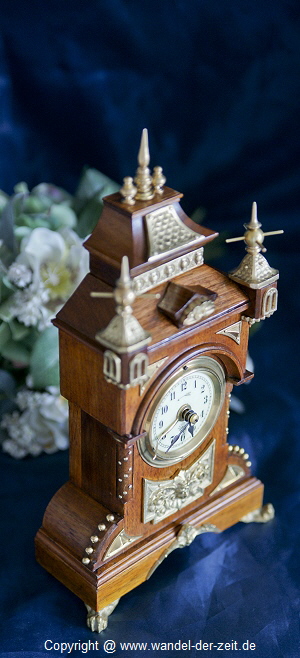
[0,2,300,657]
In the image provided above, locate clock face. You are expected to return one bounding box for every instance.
[139,356,226,467]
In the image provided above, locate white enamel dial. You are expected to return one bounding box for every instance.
[139,356,225,467]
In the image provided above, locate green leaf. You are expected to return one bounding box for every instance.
[8,319,30,341]
[14,226,32,240]
[29,325,60,388]
[76,196,104,238]
[0,196,17,255]
[32,183,72,205]
[15,212,50,229]
[0,190,9,211]
[14,182,29,195]
[0,368,16,394]
[0,297,14,322]
[48,204,77,230]
[0,277,16,305]
[190,206,207,224]
[0,339,31,365]
[74,168,119,236]
[23,195,49,214]
[0,322,11,348]
[75,167,119,207]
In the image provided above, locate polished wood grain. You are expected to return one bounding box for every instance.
[36,476,263,612]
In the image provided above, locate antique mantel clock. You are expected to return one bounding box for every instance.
[35,130,282,631]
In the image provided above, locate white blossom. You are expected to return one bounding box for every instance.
[1,387,69,458]
[10,283,51,330]
[16,226,89,295]
[5,226,89,329]
[7,262,33,288]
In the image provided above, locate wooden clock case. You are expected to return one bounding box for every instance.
[35,155,277,629]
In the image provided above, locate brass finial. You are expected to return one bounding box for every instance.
[134,129,155,201]
[114,255,136,312]
[90,256,159,352]
[120,176,137,205]
[226,202,283,289]
[152,166,166,194]
[91,256,151,353]
[226,202,283,254]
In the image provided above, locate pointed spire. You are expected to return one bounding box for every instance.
[120,255,130,284]
[138,128,150,168]
[243,202,265,253]
[247,202,261,230]
[134,128,154,201]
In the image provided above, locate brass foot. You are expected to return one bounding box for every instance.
[85,600,119,633]
[240,503,275,524]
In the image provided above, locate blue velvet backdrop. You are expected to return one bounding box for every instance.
[0,2,300,657]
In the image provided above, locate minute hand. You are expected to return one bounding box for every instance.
[165,422,190,453]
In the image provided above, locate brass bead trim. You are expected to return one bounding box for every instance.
[81,516,117,566]
[228,444,251,467]
[117,444,134,501]
[90,535,99,544]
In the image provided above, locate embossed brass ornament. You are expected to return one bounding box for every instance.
[145,205,201,260]
[143,441,215,523]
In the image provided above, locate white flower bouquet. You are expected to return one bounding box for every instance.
[0,169,118,457]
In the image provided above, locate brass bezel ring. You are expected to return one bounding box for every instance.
[138,355,226,468]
